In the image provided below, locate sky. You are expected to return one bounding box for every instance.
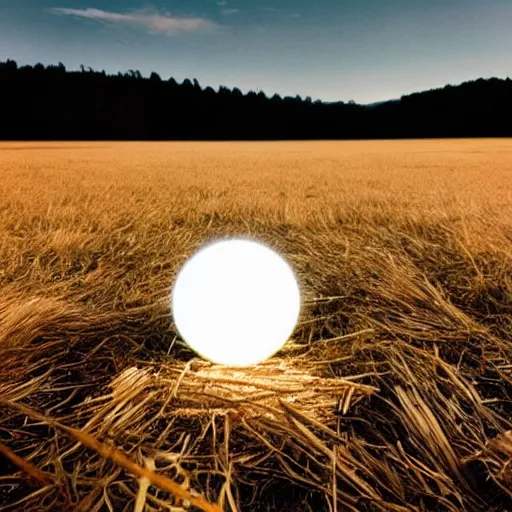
[0,0,511,104]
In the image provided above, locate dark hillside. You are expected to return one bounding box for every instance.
[0,59,511,139]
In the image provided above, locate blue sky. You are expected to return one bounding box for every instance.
[1,0,511,103]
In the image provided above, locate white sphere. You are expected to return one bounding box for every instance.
[171,238,301,366]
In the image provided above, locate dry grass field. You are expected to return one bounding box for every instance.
[0,139,511,511]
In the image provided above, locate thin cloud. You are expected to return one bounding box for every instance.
[49,8,217,35]
[222,8,239,16]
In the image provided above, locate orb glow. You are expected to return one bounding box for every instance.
[171,239,301,366]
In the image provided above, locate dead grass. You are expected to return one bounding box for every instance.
[0,139,511,511]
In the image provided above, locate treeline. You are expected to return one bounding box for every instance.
[0,59,511,139]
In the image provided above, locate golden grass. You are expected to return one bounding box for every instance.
[0,139,511,511]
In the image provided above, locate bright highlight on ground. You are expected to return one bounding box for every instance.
[171,238,301,366]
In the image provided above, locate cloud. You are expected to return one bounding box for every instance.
[49,8,217,35]
[222,8,239,16]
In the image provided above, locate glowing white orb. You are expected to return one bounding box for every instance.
[171,238,301,366]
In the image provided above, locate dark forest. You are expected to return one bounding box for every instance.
[1,59,511,140]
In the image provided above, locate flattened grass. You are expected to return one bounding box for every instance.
[0,140,511,511]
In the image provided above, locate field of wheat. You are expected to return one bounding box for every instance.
[0,140,511,511]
